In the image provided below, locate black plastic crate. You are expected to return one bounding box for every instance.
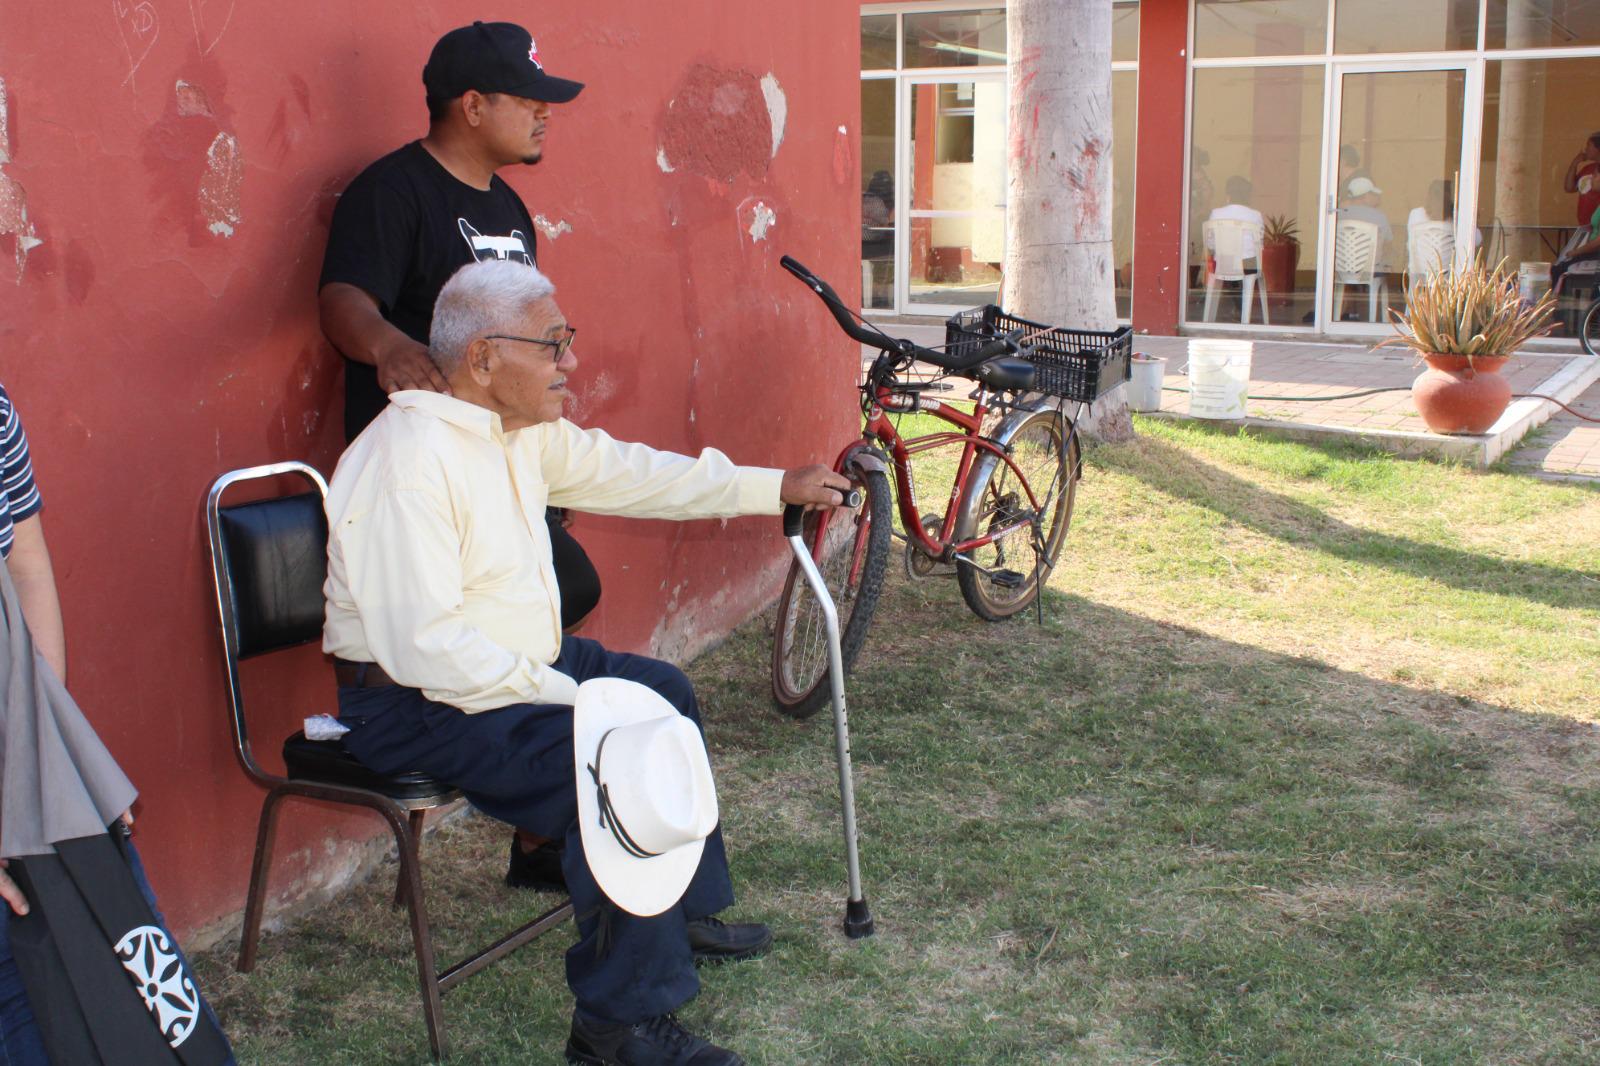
[945,305,1133,404]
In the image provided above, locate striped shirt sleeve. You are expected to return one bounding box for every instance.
[0,383,43,559]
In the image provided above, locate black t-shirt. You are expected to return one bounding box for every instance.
[318,142,602,630]
[319,141,540,438]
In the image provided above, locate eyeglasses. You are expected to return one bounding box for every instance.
[483,327,577,363]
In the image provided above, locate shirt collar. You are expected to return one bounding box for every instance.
[390,390,506,443]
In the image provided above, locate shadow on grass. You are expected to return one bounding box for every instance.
[1099,431,1600,613]
[192,526,1600,1066]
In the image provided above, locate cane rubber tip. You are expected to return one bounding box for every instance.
[844,897,875,939]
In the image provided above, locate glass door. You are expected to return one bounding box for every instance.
[899,73,1008,316]
[1323,63,1475,337]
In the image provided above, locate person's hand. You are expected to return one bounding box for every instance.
[120,808,134,830]
[780,465,853,510]
[0,860,28,917]
[376,339,451,396]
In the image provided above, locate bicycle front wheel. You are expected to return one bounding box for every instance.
[771,468,891,719]
[1582,299,1600,357]
[954,408,1078,621]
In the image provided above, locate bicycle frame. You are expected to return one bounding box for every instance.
[811,380,1057,574]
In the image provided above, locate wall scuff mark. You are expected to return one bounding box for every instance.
[760,74,787,159]
[175,79,213,117]
[0,78,41,281]
[740,198,776,242]
[533,213,573,241]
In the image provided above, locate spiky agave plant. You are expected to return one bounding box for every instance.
[1381,257,1556,364]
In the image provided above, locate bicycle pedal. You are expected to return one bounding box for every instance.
[989,569,1025,589]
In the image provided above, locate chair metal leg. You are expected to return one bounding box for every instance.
[395,809,426,908]
[238,788,288,973]
[380,804,447,1060]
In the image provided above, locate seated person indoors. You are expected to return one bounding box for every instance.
[1205,176,1266,260]
[1337,176,1395,261]
[323,258,848,1066]
[1406,179,1482,259]
[1553,200,1600,296]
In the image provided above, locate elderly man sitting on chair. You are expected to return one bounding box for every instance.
[322,258,848,1066]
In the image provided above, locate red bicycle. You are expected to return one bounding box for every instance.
[771,256,1130,717]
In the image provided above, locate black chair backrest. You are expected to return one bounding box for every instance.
[216,491,329,659]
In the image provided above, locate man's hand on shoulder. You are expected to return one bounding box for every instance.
[378,338,452,396]
[780,465,852,510]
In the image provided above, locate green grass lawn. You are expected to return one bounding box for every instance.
[195,419,1600,1064]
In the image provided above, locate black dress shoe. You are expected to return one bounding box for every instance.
[566,1011,744,1065]
[686,916,773,964]
[504,835,566,892]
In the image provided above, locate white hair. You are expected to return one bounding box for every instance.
[429,259,557,375]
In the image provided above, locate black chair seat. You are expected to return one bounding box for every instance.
[282,731,457,803]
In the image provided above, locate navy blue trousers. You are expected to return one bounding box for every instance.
[337,636,734,1025]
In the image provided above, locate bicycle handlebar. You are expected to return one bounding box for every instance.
[780,255,1016,371]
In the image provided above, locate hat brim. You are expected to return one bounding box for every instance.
[501,74,585,105]
[574,678,708,917]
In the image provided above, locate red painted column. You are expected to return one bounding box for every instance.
[1131,0,1190,335]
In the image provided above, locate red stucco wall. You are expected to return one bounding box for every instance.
[1132,0,1188,335]
[1,1,861,937]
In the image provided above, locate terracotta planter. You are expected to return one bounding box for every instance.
[1260,240,1298,301]
[1411,353,1513,434]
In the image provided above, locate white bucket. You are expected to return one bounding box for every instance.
[1519,261,1552,305]
[1187,339,1251,420]
[1127,354,1166,412]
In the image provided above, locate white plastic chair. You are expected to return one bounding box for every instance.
[1406,220,1455,281]
[1333,219,1389,323]
[1201,219,1270,325]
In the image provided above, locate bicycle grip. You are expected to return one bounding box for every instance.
[782,488,862,539]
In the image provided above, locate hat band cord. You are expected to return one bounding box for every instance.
[587,730,663,860]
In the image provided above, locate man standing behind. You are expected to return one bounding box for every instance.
[1564,133,1600,228]
[319,21,595,890]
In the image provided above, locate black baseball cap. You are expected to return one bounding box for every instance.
[423,21,585,105]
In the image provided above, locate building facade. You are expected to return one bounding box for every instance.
[860,0,1600,340]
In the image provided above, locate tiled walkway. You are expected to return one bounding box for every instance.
[1502,377,1600,482]
[1135,336,1571,436]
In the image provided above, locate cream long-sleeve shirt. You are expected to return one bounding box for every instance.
[322,391,785,713]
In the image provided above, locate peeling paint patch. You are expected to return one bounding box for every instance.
[660,64,772,183]
[656,146,675,173]
[533,213,572,241]
[0,192,42,280]
[198,131,242,237]
[760,74,786,159]
[741,199,777,242]
[0,78,9,164]
[175,79,213,117]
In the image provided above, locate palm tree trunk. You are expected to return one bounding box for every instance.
[1005,0,1133,440]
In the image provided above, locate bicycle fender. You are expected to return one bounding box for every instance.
[836,442,889,477]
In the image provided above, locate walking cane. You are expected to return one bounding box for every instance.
[782,499,875,939]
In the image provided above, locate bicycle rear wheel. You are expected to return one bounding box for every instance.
[771,468,891,719]
[1582,299,1600,357]
[954,408,1078,621]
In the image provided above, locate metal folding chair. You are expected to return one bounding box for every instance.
[205,460,571,1060]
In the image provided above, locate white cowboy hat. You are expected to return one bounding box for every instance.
[573,678,719,917]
